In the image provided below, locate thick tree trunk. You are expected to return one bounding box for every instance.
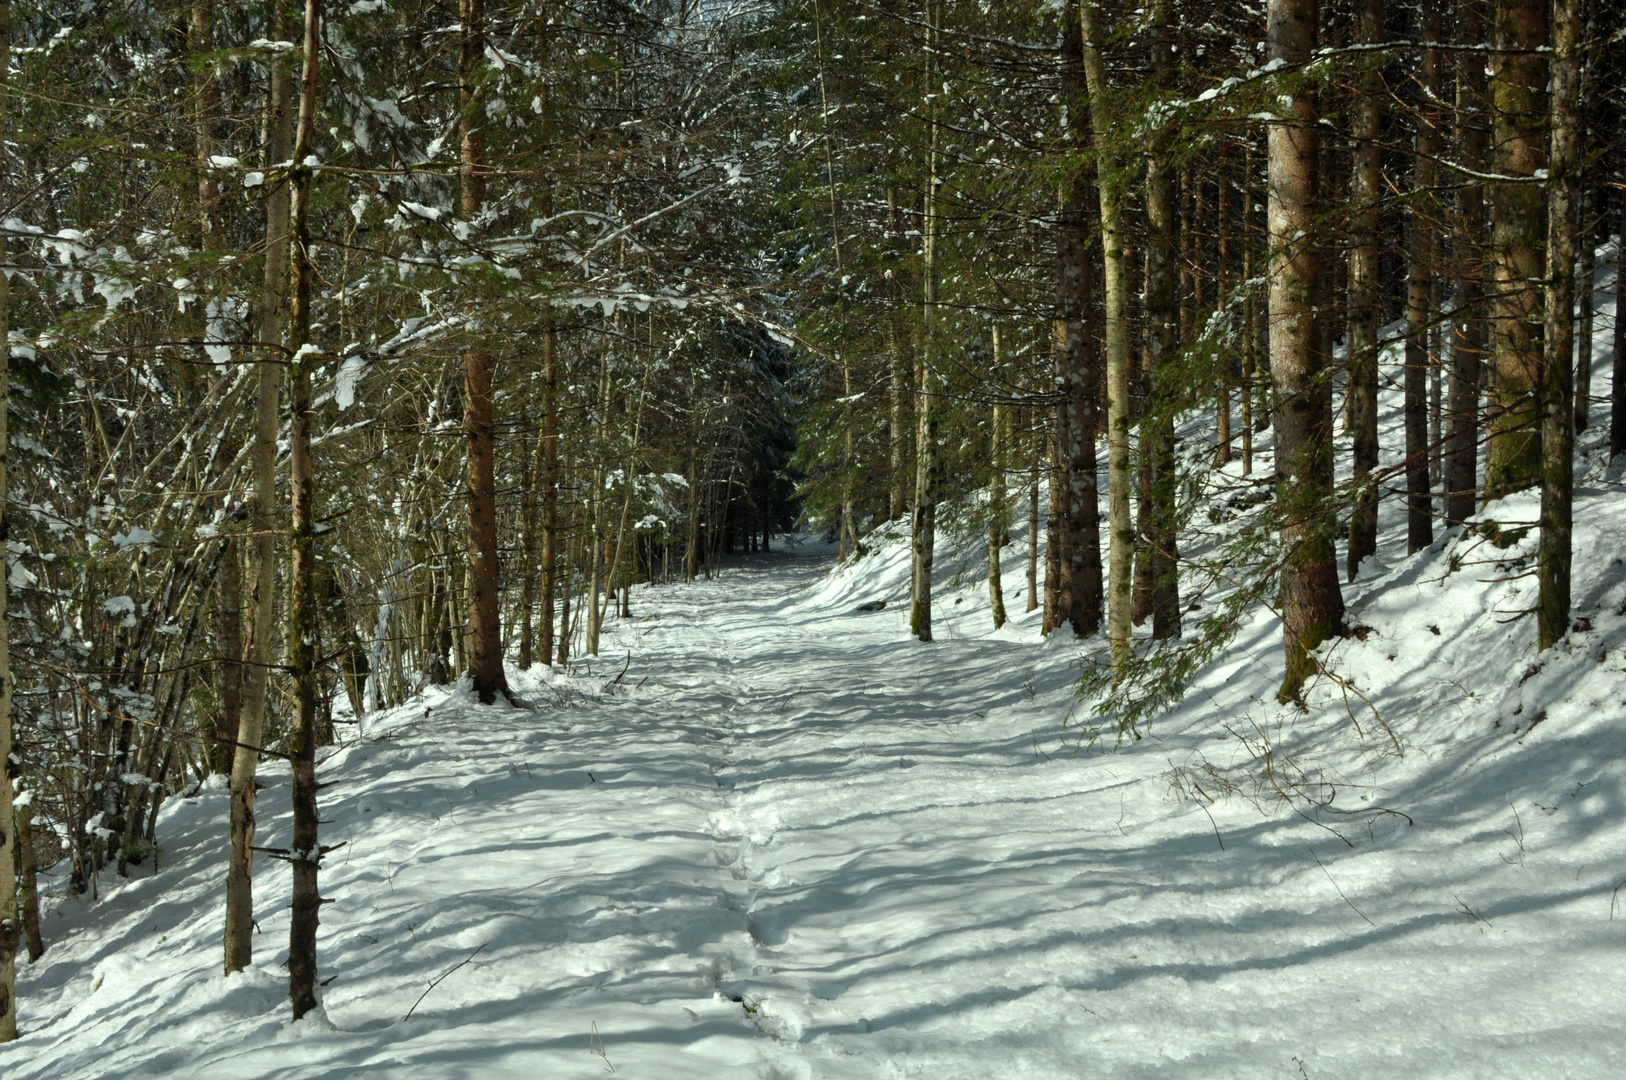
[1483,0,1548,501]
[1346,0,1382,579]
[13,806,41,962]
[1446,0,1488,524]
[226,0,292,977]
[1268,0,1344,703]
[1143,0,1181,639]
[193,2,245,771]
[1537,0,1579,650]
[1405,0,1441,553]
[0,0,16,1039]
[1054,0,1104,636]
[1080,0,1132,673]
[285,0,324,1022]
[461,0,507,702]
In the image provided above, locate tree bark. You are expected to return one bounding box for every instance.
[1404,0,1440,554]
[1053,0,1104,637]
[1143,0,1182,639]
[0,0,17,1039]
[1483,0,1548,501]
[1575,185,1594,433]
[1615,150,1626,460]
[1537,0,1579,650]
[988,391,1007,630]
[226,0,292,977]
[910,24,939,643]
[1079,0,1132,673]
[285,0,324,1022]
[1446,0,1488,524]
[461,0,507,702]
[193,1,242,774]
[1346,0,1382,578]
[1268,0,1344,702]
[539,314,559,667]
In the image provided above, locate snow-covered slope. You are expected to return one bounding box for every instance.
[4,249,1624,1079]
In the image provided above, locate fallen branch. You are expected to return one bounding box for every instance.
[404,942,486,1021]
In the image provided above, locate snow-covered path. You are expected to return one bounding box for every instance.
[6,535,1626,1079]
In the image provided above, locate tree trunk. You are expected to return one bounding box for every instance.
[1215,149,1233,467]
[285,0,324,1022]
[1537,0,1579,650]
[194,1,245,767]
[1055,0,1104,637]
[1026,459,1040,614]
[910,37,939,643]
[1346,0,1382,579]
[1241,138,1258,475]
[988,391,1007,631]
[1575,186,1594,433]
[13,807,41,963]
[1080,0,1132,673]
[1615,151,1626,460]
[1268,0,1344,703]
[539,315,559,667]
[1404,0,1440,554]
[226,0,292,977]
[461,0,507,702]
[0,0,16,1038]
[1446,0,1488,524]
[1143,0,1182,639]
[1483,0,1548,501]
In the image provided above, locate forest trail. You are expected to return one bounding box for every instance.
[5,535,1626,1079]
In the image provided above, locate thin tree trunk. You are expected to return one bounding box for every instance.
[1346,0,1382,578]
[910,25,939,643]
[1215,149,1233,467]
[1446,0,1488,524]
[1537,0,1579,650]
[226,0,292,977]
[539,314,559,667]
[1241,139,1257,475]
[1080,0,1132,673]
[1405,0,1440,553]
[1615,152,1626,459]
[1268,0,1344,702]
[1483,0,1548,501]
[889,189,910,522]
[1026,459,1040,614]
[461,0,506,702]
[1043,423,1061,629]
[1575,186,1594,433]
[988,391,1007,630]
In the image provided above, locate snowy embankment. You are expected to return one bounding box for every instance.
[6,517,1625,1079]
[5,252,1625,1079]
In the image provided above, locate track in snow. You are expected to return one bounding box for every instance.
[6,538,1626,1080]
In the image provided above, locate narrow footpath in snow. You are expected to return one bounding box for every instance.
[5,532,1626,1080]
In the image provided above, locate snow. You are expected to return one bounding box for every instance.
[5,255,1625,1079]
